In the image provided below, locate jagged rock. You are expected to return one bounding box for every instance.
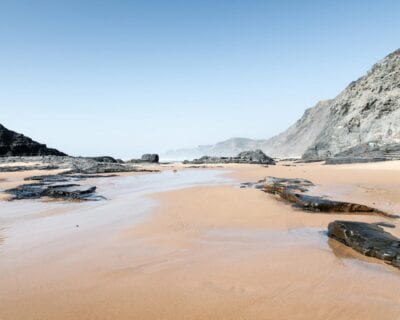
[303,48,400,161]
[328,220,400,269]
[255,176,397,218]
[0,124,66,157]
[6,183,100,201]
[325,142,400,164]
[184,150,276,165]
[165,49,400,162]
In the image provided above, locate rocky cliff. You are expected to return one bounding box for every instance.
[163,100,332,160]
[303,48,400,160]
[0,124,66,157]
[259,99,332,158]
[164,48,400,162]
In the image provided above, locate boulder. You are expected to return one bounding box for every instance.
[141,154,159,163]
[328,220,400,269]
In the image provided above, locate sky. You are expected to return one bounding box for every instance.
[1,0,400,158]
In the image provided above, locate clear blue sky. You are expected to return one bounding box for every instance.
[1,0,399,158]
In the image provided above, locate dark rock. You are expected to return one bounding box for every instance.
[141,154,159,163]
[328,220,400,269]
[0,124,66,157]
[255,176,397,218]
[44,184,99,200]
[127,154,160,164]
[24,173,119,183]
[6,182,101,201]
[24,174,71,183]
[0,164,60,172]
[185,150,276,165]
[86,156,118,163]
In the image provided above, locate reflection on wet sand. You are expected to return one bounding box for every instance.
[1,163,400,320]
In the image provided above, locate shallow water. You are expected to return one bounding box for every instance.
[0,169,233,252]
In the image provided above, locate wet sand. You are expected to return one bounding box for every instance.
[0,162,400,319]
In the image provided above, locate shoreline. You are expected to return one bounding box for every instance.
[0,162,400,319]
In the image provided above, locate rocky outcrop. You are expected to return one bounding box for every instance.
[7,183,100,201]
[328,220,400,269]
[65,160,159,174]
[248,176,397,218]
[0,124,66,157]
[127,154,160,164]
[325,142,400,164]
[87,156,122,163]
[164,49,400,163]
[140,154,159,163]
[259,100,333,158]
[303,48,400,161]
[184,150,276,165]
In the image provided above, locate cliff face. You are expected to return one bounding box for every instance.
[164,48,400,161]
[260,100,332,158]
[0,124,66,157]
[303,49,400,160]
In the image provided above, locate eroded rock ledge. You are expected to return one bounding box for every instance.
[328,220,400,269]
[245,176,397,218]
[183,150,276,165]
[2,157,160,201]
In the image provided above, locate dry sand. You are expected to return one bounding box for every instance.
[0,161,400,319]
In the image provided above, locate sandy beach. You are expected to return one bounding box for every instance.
[0,162,400,319]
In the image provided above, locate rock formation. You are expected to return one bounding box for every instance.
[259,100,333,158]
[140,154,159,163]
[184,150,276,165]
[164,48,400,163]
[246,176,397,218]
[328,220,400,269]
[0,124,66,157]
[303,48,400,161]
[127,154,160,164]
[6,181,101,201]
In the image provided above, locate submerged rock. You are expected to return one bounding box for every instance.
[254,176,397,218]
[328,220,400,269]
[184,150,276,165]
